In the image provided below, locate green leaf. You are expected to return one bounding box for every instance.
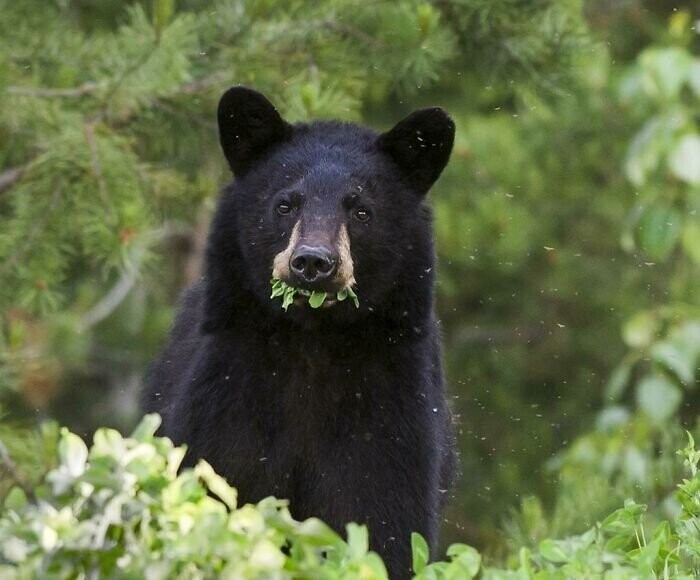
[58,428,88,477]
[92,428,125,459]
[130,413,162,441]
[638,47,693,100]
[622,311,658,349]
[682,222,700,264]
[652,520,672,546]
[337,288,348,301]
[4,487,27,511]
[309,291,327,309]
[637,206,682,261]
[347,286,360,308]
[636,374,682,423]
[601,500,646,535]
[271,279,302,310]
[194,460,237,510]
[1,537,29,563]
[669,134,700,184]
[421,563,446,579]
[605,362,633,400]
[625,117,669,186]
[282,289,295,311]
[631,538,662,574]
[250,539,285,569]
[539,539,569,563]
[605,533,634,553]
[296,518,343,546]
[678,431,700,476]
[412,532,430,573]
[651,323,700,385]
[447,544,481,577]
[690,61,700,97]
[346,523,369,559]
[359,553,388,578]
[596,406,631,431]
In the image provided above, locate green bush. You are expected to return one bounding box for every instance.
[0,415,390,579]
[3,416,700,579]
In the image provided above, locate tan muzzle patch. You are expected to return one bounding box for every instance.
[272,221,300,280]
[335,224,356,289]
[271,221,355,289]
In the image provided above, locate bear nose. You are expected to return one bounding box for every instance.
[290,245,337,284]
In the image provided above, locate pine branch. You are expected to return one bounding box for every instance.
[0,438,36,501]
[323,19,384,49]
[83,122,116,224]
[151,99,216,129]
[0,186,63,278]
[0,165,26,194]
[176,72,229,96]
[5,70,223,103]
[0,73,225,203]
[6,82,102,98]
[78,264,139,331]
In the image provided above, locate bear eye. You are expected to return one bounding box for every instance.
[277,201,292,215]
[353,207,371,223]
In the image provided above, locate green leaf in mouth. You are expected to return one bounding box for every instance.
[309,291,327,308]
[346,286,360,308]
[281,287,295,311]
[270,278,359,310]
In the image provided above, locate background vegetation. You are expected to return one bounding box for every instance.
[1,0,699,575]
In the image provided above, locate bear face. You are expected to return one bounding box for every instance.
[203,87,455,330]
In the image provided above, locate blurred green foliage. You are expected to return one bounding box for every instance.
[0,0,699,567]
[5,417,700,578]
[1,415,393,578]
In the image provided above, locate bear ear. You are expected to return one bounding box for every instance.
[377,107,455,194]
[218,86,293,176]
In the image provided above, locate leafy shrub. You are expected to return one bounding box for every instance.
[0,415,388,579]
[3,417,700,578]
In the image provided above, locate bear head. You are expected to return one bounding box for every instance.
[203,86,454,331]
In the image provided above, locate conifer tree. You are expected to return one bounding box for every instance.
[0,0,586,316]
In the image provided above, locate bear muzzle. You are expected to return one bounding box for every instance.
[272,222,356,295]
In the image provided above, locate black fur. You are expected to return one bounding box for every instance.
[144,87,456,579]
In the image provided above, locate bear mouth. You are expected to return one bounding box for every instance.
[270,278,359,311]
[292,296,338,309]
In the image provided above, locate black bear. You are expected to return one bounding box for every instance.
[143,86,456,578]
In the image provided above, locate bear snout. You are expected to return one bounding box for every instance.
[290,245,338,286]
